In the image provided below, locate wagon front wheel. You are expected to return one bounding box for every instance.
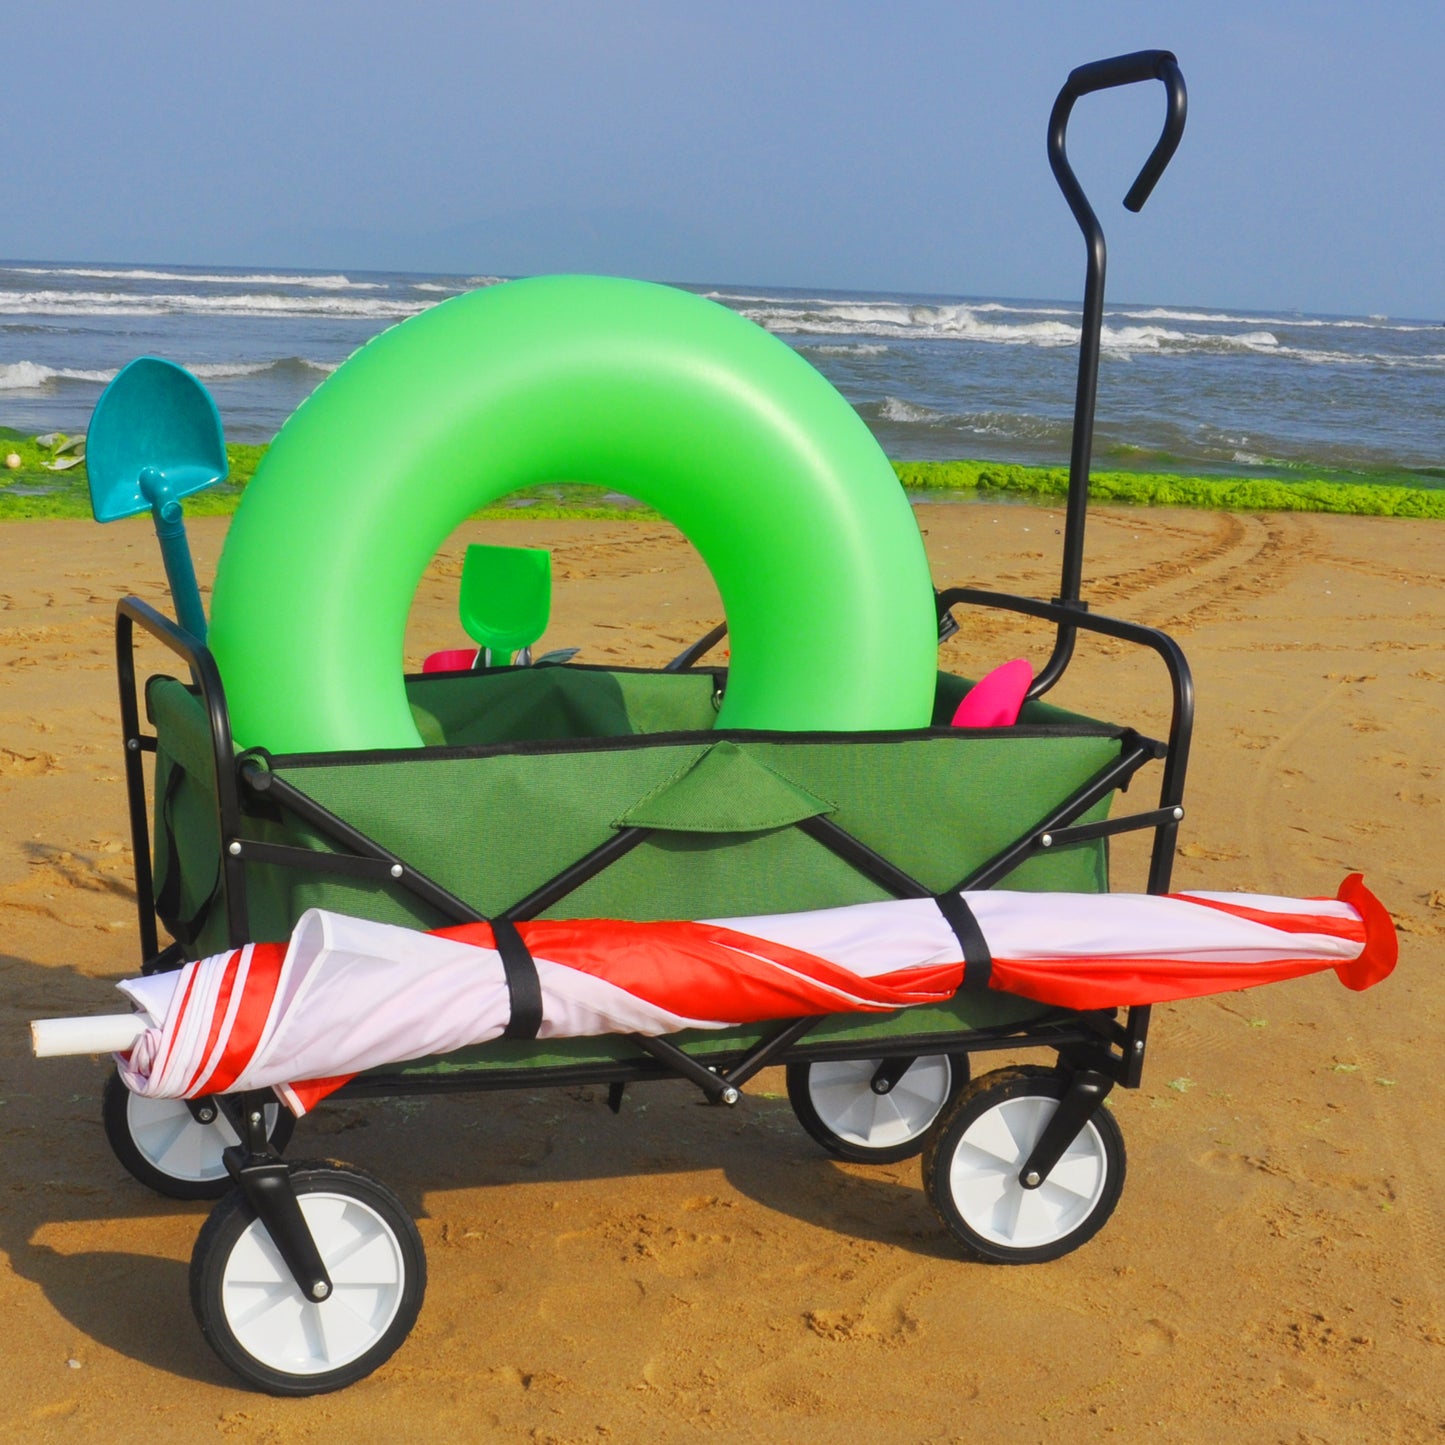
[102,1069,295,1200]
[787,1053,967,1164]
[190,1161,426,1396]
[922,1065,1125,1264]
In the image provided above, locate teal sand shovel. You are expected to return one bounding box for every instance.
[87,358,228,643]
[459,542,552,666]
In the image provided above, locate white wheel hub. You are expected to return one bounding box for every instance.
[127,1094,249,1184]
[221,1191,407,1375]
[809,1056,952,1149]
[948,1094,1108,1248]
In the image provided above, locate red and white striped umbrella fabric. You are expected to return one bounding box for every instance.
[101,875,1392,1116]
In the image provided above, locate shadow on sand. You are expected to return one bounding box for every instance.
[3,944,970,1386]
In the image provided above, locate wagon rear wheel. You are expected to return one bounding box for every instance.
[102,1068,295,1200]
[922,1065,1125,1264]
[190,1161,426,1396]
[787,1053,967,1164]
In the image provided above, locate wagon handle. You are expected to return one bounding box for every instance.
[1052,50,1187,224]
[1032,50,1187,699]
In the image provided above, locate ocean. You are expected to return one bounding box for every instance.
[2,261,1441,484]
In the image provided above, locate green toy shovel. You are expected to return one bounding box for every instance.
[459,543,551,665]
[87,358,228,643]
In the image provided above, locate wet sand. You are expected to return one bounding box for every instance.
[1,504,1441,1441]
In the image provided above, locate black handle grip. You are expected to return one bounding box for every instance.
[1050,49,1187,215]
[1061,48,1176,101]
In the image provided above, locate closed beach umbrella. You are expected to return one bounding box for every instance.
[35,877,1393,1115]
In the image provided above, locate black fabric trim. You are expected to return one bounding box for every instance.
[934,892,993,991]
[262,721,1130,771]
[491,917,544,1040]
[405,660,729,685]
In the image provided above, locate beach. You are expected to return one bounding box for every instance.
[0,502,1440,1441]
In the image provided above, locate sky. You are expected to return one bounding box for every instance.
[2,2,1442,318]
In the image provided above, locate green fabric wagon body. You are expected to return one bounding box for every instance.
[145,662,1132,1072]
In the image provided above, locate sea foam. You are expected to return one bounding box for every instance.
[0,361,114,390]
[1,289,427,320]
[8,265,379,290]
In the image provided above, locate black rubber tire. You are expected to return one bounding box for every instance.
[922,1065,1126,1264]
[786,1053,969,1164]
[190,1160,426,1396]
[102,1069,296,1200]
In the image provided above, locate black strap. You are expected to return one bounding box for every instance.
[491,916,544,1040]
[934,892,993,991]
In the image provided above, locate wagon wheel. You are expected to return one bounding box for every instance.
[922,1065,1126,1264]
[102,1069,295,1200]
[190,1161,426,1396]
[786,1053,968,1164]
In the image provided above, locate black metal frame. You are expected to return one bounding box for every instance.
[110,47,1191,1293]
[117,542,1193,1103]
[116,575,1193,1321]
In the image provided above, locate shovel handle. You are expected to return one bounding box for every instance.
[140,469,209,644]
[154,515,209,645]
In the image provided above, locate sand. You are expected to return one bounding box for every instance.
[0,503,1441,1442]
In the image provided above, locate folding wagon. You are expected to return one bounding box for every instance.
[82,53,1225,1393]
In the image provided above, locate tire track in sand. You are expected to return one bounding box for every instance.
[1086,512,1319,632]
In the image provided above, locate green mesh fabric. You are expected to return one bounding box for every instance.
[408,663,720,747]
[615,740,836,832]
[142,665,1125,1068]
[145,665,1124,980]
[147,681,223,951]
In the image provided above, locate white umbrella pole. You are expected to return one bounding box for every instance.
[31,1014,146,1058]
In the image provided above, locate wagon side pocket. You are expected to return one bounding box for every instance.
[146,677,225,957]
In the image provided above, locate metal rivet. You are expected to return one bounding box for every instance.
[249,1111,262,1126]
[126,737,140,751]
[1023,1171,1041,1187]
[1040,833,1053,848]
[1133,1039,1146,1054]
[311,1281,330,1301]
[721,1087,739,1106]
[1172,806,1184,820]
[227,841,242,857]
[389,863,404,879]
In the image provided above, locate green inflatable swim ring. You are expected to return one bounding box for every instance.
[209,276,938,753]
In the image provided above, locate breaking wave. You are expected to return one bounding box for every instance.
[0,360,114,390]
[0,289,428,320]
[6,265,379,290]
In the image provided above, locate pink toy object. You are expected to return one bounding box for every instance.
[422,647,479,674]
[63,875,1394,1117]
[951,658,1034,728]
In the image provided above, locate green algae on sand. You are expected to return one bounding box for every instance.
[892,459,1445,519]
[1,431,1441,521]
